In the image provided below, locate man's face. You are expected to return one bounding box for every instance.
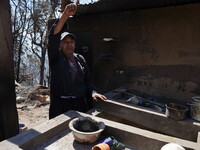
[60,36,75,56]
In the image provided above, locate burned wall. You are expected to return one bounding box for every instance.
[68,3,200,103]
[0,0,19,141]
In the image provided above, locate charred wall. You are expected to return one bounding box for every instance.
[0,0,19,141]
[68,3,200,103]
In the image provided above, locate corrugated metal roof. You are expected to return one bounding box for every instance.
[77,0,200,14]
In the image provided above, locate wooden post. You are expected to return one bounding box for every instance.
[0,0,19,141]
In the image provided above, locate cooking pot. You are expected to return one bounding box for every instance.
[189,103,200,122]
[188,97,200,122]
[165,103,188,121]
[192,96,200,103]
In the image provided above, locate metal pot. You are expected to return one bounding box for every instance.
[192,96,200,103]
[165,103,188,121]
[189,103,200,121]
[189,97,200,121]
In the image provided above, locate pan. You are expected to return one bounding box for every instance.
[165,103,188,121]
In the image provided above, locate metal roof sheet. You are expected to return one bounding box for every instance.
[77,0,200,14]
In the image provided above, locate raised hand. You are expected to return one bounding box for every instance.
[64,0,79,17]
[54,0,79,35]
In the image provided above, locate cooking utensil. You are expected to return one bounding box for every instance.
[165,103,188,121]
[192,96,200,103]
[189,104,200,122]
[187,96,200,121]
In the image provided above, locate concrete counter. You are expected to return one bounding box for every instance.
[0,110,200,150]
[98,89,200,142]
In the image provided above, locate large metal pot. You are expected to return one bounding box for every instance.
[189,103,200,121]
[165,103,188,121]
[189,97,200,121]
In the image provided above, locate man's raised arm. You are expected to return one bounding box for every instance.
[54,0,79,35]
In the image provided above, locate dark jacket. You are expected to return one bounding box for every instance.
[48,20,96,99]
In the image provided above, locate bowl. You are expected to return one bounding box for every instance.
[161,143,185,150]
[165,103,188,121]
[69,117,105,143]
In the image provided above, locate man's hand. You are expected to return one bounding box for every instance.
[92,92,107,101]
[63,0,79,17]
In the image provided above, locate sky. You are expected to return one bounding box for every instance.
[74,0,99,4]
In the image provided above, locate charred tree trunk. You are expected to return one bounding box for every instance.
[39,47,47,85]
[0,0,19,141]
[16,41,23,82]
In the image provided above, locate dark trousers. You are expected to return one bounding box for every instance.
[49,96,88,119]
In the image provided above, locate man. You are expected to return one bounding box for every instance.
[48,1,107,119]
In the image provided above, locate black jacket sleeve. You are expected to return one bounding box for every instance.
[48,19,60,65]
[48,19,68,65]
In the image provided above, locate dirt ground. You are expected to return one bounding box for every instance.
[17,103,49,129]
[16,84,50,130]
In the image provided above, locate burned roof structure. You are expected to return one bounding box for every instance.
[77,0,200,14]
